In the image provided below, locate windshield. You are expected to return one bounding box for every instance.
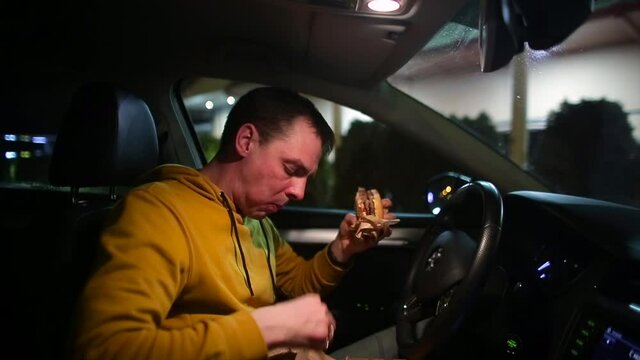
[388,0,640,207]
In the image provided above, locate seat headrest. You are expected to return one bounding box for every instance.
[49,82,159,187]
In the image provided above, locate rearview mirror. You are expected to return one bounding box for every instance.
[479,0,592,72]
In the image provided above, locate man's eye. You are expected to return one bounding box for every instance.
[284,165,296,176]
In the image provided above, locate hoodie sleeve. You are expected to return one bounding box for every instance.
[73,188,267,360]
[261,219,347,298]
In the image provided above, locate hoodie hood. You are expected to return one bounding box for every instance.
[141,164,233,209]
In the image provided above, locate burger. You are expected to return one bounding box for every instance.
[355,187,384,220]
[353,187,399,241]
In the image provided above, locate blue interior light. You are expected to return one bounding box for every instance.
[537,261,551,271]
[427,192,434,204]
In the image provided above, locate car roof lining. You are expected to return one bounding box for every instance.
[4,0,468,85]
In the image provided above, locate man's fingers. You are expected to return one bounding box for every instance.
[384,212,397,220]
[344,213,357,225]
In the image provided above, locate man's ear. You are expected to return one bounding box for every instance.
[235,123,259,157]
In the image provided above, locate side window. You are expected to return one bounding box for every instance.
[1,133,56,187]
[0,132,113,195]
[180,79,453,213]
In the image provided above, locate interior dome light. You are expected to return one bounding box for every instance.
[367,0,401,12]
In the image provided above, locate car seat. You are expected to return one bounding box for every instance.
[48,82,159,359]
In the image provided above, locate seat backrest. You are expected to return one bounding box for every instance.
[50,82,159,192]
[47,82,159,359]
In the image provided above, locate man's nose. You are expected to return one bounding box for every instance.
[286,177,307,201]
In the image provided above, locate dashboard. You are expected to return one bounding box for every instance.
[495,191,640,360]
[274,190,640,359]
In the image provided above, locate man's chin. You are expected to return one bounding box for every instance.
[267,205,284,216]
[249,205,281,219]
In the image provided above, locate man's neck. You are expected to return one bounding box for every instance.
[201,159,237,197]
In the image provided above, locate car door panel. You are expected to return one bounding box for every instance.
[270,207,434,348]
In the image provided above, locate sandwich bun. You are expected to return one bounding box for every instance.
[353,187,399,242]
[355,187,384,220]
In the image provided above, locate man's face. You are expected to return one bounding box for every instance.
[238,116,323,219]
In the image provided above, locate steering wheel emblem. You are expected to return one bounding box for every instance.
[425,247,444,271]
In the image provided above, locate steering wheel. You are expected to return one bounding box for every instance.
[397,181,503,359]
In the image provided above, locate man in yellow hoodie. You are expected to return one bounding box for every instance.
[73,87,396,360]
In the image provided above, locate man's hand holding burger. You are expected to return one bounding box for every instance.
[329,188,399,265]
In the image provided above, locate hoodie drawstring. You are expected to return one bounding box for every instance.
[259,220,277,297]
[220,191,254,296]
[220,192,277,299]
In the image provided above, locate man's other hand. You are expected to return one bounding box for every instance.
[252,294,336,351]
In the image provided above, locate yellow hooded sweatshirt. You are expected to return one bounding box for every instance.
[74,164,347,360]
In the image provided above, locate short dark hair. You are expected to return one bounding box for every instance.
[217,87,335,158]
